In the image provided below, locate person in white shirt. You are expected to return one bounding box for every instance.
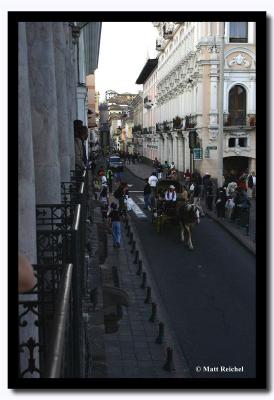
[165,185,177,202]
[148,172,158,208]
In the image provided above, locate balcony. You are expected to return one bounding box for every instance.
[185,114,197,130]
[19,170,89,378]
[224,112,256,128]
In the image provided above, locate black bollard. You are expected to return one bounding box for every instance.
[128,232,133,245]
[149,302,157,322]
[144,286,152,304]
[131,240,136,254]
[137,259,142,276]
[133,250,139,264]
[163,347,175,371]
[140,272,147,289]
[126,225,130,237]
[155,322,164,344]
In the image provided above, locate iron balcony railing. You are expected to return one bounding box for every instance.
[18,169,89,379]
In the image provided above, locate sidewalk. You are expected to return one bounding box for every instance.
[100,192,189,378]
[125,163,256,256]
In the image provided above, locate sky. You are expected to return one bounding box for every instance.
[95,22,157,102]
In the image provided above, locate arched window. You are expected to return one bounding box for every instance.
[229,85,246,126]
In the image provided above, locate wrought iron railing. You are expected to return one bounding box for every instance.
[18,263,73,378]
[19,169,90,378]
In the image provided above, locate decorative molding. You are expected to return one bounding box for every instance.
[228,53,250,67]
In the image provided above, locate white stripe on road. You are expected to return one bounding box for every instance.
[128,190,143,193]
[127,198,147,219]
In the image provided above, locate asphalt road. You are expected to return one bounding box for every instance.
[123,168,256,379]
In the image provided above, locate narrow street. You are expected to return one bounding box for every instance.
[123,168,256,378]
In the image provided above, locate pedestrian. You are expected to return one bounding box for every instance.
[114,181,128,215]
[238,169,249,191]
[108,203,121,248]
[143,178,151,210]
[202,172,211,199]
[157,163,163,180]
[169,161,175,170]
[206,180,214,211]
[215,186,227,218]
[251,171,256,198]
[184,169,192,189]
[99,183,109,219]
[163,161,169,178]
[98,165,105,177]
[189,182,195,203]
[90,159,96,175]
[247,171,254,200]
[106,168,113,193]
[148,172,158,208]
[225,196,235,220]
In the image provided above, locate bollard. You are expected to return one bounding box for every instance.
[144,286,152,304]
[131,240,136,254]
[140,271,147,288]
[128,232,133,245]
[133,250,139,264]
[155,322,164,344]
[126,225,130,237]
[137,260,142,276]
[149,302,157,322]
[163,347,175,371]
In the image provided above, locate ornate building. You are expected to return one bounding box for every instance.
[153,21,256,178]
[136,58,158,160]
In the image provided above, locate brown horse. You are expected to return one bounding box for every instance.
[177,202,200,250]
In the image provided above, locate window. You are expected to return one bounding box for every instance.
[228,85,247,125]
[228,138,236,147]
[229,22,248,43]
[238,137,247,147]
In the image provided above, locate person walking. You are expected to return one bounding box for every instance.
[215,186,227,218]
[106,168,113,193]
[143,178,151,210]
[99,183,109,219]
[108,203,121,248]
[148,172,158,208]
[206,180,214,211]
[163,161,169,178]
[247,172,254,200]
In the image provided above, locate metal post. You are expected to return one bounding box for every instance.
[144,286,152,304]
[217,22,225,187]
[155,322,164,344]
[149,302,157,322]
[137,259,142,276]
[133,250,139,264]
[140,272,147,289]
[128,232,133,245]
[131,240,136,254]
[163,347,175,371]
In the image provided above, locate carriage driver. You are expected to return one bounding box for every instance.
[164,185,177,203]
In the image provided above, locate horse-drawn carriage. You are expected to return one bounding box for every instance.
[151,179,185,233]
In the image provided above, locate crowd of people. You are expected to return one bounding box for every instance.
[144,163,256,228]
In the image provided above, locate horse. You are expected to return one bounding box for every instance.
[177,202,200,250]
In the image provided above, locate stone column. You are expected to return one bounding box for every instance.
[64,22,76,169]
[172,133,178,167]
[52,23,71,182]
[18,22,37,262]
[26,22,61,204]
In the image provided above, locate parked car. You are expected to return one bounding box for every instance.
[107,155,124,172]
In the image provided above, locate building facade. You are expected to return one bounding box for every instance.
[18,21,101,377]
[153,21,256,178]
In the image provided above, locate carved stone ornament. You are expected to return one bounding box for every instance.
[228,53,250,67]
